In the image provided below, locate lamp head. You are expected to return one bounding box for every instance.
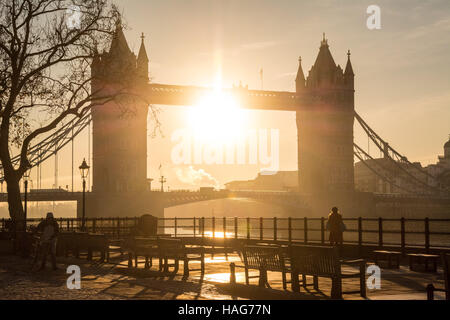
[79,158,90,179]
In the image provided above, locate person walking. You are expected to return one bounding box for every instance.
[35,212,59,270]
[326,207,345,246]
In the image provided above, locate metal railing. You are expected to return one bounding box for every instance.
[1,216,450,251]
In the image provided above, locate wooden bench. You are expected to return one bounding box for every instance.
[231,245,290,289]
[290,244,366,299]
[427,253,449,300]
[57,232,109,262]
[373,250,402,269]
[123,236,160,269]
[158,238,205,277]
[408,253,439,272]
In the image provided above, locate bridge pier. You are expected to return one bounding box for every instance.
[301,191,376,217]
[77,192,165,220]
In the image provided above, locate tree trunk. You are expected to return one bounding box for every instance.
[5,174,24,231]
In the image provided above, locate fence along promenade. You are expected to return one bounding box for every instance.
[2,216,450,252]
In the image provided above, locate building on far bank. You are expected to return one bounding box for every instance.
[354,158,428,194]
[354,136,450,194]
[225,137,450,195]
[425,136,450,191]
[225,171,298,192]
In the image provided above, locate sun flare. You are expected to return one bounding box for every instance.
[187,89,247,143]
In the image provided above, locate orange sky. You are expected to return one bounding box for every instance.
[27,0,450,191]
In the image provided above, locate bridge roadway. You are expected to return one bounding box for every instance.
[145,83,323,111]
[1,189,448,207]
[0,190,304,208]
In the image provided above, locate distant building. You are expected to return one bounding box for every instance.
[355,136,450,194]
[354,158,428,194]
[425,136,450,191]
[225,171,298,192]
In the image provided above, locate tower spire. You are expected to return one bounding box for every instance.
[344,49,354,76]
[295,56,305,92]
[137,32,149,82]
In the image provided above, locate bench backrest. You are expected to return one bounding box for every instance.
[289,244,340,277]
[158,238,184,255]
[242,245,286,272]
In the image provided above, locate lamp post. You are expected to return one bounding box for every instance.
[159,175,166,192]
[79,158,90,231]
[23,167,31,230]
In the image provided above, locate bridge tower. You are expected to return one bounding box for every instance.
[90,22,149,194]
[296,35,355,196]
[84,21,162,218]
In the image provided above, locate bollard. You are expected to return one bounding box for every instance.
[229,262,236,285]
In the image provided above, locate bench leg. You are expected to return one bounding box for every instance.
[145,256,150,269]
[302,274,307,288]
[173,259,179,274]
[313,276,319,290]
[360,263,367,298]
[291,271,300,292]
[245,267,249,285]
[135,255,139,268]
[259,268,268,288]
[128,253,133,268]
[282,271,287,290]
[183,258,189,277]
[331,277,342,300]
[426,284,435,300]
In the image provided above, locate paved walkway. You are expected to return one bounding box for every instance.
[0,253,446,300]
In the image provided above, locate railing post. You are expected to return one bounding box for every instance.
[223,217,226,239]
[247,217,250,240]
[400,217,405,254]
[320,217,325,244]
[378,217,383,248]
[425,217,430,253]
[117,218,121,239]
[93,218,96,233]
[273,217,277,241]
[193,217,196,237]
[260,217,263,240]
[212,216,215,239]
[304,217,308,244]
[202,217,205,238]
[174,217,177,237]
[358,217,363,247]
[234,217,238,239]
[288,217,292,243]
[67,219,70,231]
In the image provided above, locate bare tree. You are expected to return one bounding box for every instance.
[0,0,126,227]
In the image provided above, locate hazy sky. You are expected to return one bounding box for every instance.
[29,0,450,191]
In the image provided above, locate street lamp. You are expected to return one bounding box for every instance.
[79,158,90,231]
[23,167,31,230]
[159,175,166,192]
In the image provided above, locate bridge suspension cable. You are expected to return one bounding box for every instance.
[0,112,92,181]
[354,111,446,196]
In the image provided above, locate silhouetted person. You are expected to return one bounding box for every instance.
[35,212,59,270]
[326,207,345,246]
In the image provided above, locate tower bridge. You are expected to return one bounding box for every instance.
[1,23,449,219]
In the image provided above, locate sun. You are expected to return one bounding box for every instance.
[187,89,247,143]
